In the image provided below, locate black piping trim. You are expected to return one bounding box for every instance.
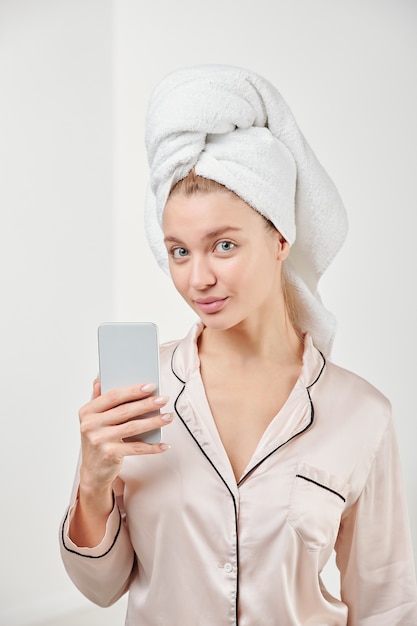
[307,351,326,389]
[173,383,240,624]
[170,344,185,385]
[171,346,239,624]
[237,390,314,487]
[60,500,122,559]
[237,351,326,487]
[295,474,346,502]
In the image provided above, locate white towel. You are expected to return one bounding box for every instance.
[144,64,348,356]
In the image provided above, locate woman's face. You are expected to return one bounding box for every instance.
[162,190,289,331]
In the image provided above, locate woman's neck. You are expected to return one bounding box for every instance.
[199,315,304,366]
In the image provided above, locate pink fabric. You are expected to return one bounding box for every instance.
[60,323,417,625]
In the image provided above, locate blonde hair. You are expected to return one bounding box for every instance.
[169,170,301,334]
[169,170,230,197]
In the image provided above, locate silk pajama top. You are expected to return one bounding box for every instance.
[60,323,417,625]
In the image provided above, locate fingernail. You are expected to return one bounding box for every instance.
[161,412,173,422]
[142,383,156,392]
[154,395,169,406]
[159,443,171,452]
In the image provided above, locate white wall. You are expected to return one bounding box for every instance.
[0,1,114,623]
[1,0,416,623]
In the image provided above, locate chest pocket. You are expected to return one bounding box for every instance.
[287,463,349,551]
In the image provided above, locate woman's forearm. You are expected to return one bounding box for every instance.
[68,482,114,548]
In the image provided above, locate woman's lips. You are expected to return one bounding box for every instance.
[194,297,228,314]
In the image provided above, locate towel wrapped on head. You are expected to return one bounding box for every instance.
[144,64,348,356]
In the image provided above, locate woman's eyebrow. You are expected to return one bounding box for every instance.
[164,226,242,245]
[204,226,242,239]
[164,235,185,244]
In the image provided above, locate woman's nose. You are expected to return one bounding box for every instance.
[189,256,216,289]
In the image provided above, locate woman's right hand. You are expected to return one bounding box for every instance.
[79,379,172,491]
[69,380,173,547]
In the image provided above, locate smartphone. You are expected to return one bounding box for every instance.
[97,322,161,444]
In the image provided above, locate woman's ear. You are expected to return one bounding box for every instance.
[276,234,290,261]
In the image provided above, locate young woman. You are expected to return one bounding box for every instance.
[60,65,417,625]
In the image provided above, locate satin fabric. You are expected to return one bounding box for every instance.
[60,323,417,625]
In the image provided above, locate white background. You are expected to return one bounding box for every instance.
[1,0,416,623]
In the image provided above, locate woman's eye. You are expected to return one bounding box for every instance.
[215,241,235,253]
[172,247,189,259]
